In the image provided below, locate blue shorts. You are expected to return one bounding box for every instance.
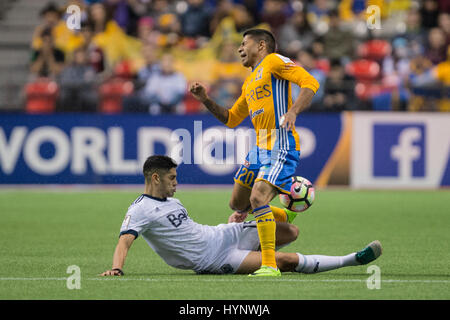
[234,146,300,194]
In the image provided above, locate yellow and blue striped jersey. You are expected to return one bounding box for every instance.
[225,53,319,151]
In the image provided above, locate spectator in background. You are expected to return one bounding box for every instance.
[210,0,235,34]
[231,4,255,33]
[425,27,448,64]
[306,0,333,36]
[143,53,187,114]
[136,43,161,86]
[179,0,212,38]
[137,16,156,44]
[30,27,65,78]
[154,13,181,48]
[125,53,185,114]
[259,0,288,37]
[420,0,439,29]
[278,9,314,59]
[209,40,249,107]
[122,43,161,112]
[87,2,144,73]
[105,0,148,37]
[437,13,450,45]
[323,60,356,112]
[88,2,112,35]
[408,45,450,111]
[322,10,355,64]
[57,47,98,112]
[291,50,325,111]
[402,8,426,46]
[79,22,105,74]
[31,2,62,50]
[433,45,450,111]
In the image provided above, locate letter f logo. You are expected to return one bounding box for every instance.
[391,128,422,180]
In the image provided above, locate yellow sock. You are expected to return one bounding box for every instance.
[269,205,288,222]
[253,205,277,269]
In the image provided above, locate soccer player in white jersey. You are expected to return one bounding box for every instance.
[101,155,382,276]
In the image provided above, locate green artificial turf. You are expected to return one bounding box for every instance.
[0,188,449,300]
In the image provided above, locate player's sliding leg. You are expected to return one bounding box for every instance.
[236,240,382,274]
[248,181,279,276]
[294,240,383,273]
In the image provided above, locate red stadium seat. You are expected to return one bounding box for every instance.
[25,78,59,113]
[355,81,382,101]
[357,40,392,61]
[99,79,134,113]
[183,90,202,114]
[315,58,330,74]
[114,60,133,79]
[345,59,380,81]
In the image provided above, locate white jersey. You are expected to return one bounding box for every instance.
[119,194,260,273]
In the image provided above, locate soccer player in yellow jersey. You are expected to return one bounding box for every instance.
[190,29,319,277]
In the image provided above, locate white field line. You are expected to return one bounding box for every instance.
[0,277,449,284]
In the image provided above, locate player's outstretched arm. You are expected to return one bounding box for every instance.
[189,82,229,124]
[100,233,136,276]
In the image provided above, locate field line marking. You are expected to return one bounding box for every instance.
[1,277,449,284]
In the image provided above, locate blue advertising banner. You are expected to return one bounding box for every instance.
[0,114,343,185]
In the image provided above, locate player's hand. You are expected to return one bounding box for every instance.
[100,269,124,276]
[189,82,208,102]
[280,110,297,131]
[228,211,248,223]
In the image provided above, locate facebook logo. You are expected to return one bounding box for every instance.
[373,124,425,178]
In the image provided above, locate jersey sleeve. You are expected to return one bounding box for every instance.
[225,87,249,128]
[119,204,153,239]
[270,54,320,94]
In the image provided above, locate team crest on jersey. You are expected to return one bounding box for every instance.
[255,67,263,81]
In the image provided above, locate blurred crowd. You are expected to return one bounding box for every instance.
[26,0,450,113]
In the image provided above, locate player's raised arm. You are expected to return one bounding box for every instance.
[189,82,229,124]
[100,233,135,276]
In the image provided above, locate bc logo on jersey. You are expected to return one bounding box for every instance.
[167,210,188,228]
[373,124,425,178]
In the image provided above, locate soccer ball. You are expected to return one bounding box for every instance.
[279,176,315,212]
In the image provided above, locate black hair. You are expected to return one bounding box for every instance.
[39,2,61,17]
[243,28,277,53]
[143,155,178,182]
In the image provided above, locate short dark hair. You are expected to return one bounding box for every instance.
[243,28,277,53]
[39,2,61,17]
[143,155,177,182]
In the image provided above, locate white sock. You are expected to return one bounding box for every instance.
[295,252,359,274]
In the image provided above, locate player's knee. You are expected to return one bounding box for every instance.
[289,224,299,241]
[229,199,249,213]
[276,254,298,272]
[249,193,267,209]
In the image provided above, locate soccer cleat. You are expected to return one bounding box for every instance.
[355,240,383,265]
[248,266,281,277]
[284,208,298,224]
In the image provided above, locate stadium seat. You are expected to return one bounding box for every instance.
[183,90,202,114]
[357,39,392,61]
[355,81,382,101]
[25,78,59,113]
[345,59,380,81]
[315,58,330,74]
[99,79,134,113]
[114,60,134,79]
